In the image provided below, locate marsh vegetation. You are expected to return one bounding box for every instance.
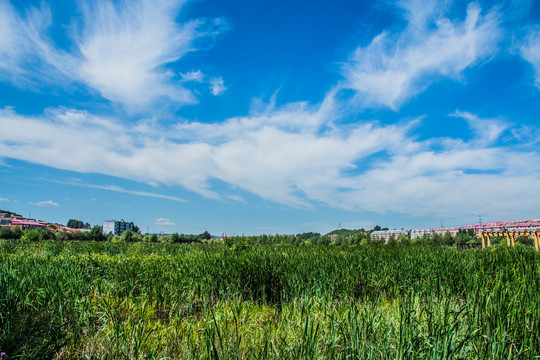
[0,241,539,359]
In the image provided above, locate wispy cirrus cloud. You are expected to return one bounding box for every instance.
[46,178,186,202]
[0,1,24,75]
[76,0,201,109]
[520,27,540,88]
[0,197,8,202]
[340,1,502,110]
[0,0,225,110]
[0,1,75,86]
[451,110,509,145]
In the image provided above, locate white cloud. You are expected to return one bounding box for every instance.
[48,179,186,202]
[341,2,502,109]
[30,200,60,207]
[180,70,227,96]
[76,0,202,109]
[451,110,509,145]
[0,1,23,74]
[0,0,225,110]
[0,101,408,206]
[0,2,75,86]
[1,104,540,222]
[0,197,8,202]
[156,218,175,226]
[209,77,226,95]
[180,70,205,82]
[510,124,540,146]
[345,147,540,219]
[226,195,246,203]
[520,27,540,88]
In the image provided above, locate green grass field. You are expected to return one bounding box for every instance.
[1,241,539,359]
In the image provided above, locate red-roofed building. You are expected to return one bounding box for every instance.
[11,221,47,230]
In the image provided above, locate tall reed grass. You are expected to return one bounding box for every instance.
[0,241,538,359]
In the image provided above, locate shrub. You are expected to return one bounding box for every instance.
[21,229,41,241]
[0,227,21,240]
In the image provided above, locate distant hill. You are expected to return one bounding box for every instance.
[325,228,367,237]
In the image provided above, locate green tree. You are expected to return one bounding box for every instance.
[455,231,473,244]
[223,236,233,247]
[89,226,106,242]
[121,229,134,242]
[200,230,211,240]
[169,232,180,244]
[442,231,453,246]
[431,233,442,245]
[66,219,86,229]
[397,234,409,245]
[297,232,321,241]
[318,236,331,246]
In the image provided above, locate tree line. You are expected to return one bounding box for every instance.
[0,226,211,244]
[66,219,91,229]
[0,226,536,248]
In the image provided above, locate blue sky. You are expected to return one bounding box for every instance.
[1,0,540,235]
